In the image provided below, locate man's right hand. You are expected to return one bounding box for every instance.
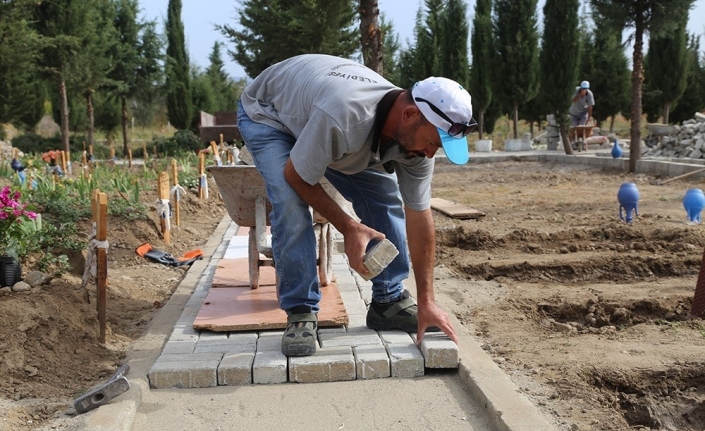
[342,222,385,278]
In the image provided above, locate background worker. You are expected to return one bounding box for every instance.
[570,80,595,126]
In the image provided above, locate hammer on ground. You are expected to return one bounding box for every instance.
[73,364,130,414]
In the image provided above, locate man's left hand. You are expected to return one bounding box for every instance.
[417,301,458,344]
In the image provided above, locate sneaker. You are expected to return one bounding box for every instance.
[366,290,418,332]
[281,313,318,356]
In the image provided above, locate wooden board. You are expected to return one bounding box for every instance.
[193,269,348,331]
[430,197,486,219]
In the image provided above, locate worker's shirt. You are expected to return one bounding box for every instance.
[569,87,595,116]
[239,54,433,211]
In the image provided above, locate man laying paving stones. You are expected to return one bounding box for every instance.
[237,54,474,356]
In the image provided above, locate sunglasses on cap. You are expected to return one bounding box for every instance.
[414,97,478,138]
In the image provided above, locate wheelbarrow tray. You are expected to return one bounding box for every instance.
[646,123,677,136]
[207,165,271,227]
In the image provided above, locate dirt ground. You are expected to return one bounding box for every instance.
[0,175,226,431]
[2,158,705,431]
[432,160,705,431]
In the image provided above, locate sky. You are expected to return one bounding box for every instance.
[139,0,705,80]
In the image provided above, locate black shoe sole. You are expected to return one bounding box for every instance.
[366,316,417,333]
[282,343,316,357]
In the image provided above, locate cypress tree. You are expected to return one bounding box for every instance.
[440,0,469,88]
[644,10,689,124]
[670,35,705,124]
[469,0,494,138]
[538,0,580,155]
[165,0,192,131]
[492,0,539,138]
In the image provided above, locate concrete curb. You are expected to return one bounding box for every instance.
[78,214,233,431]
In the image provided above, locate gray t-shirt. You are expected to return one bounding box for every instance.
[240,54,434,211]
[569,87,595,116]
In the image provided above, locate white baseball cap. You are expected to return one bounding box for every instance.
[580,80,590,89]
[411,77,475,165]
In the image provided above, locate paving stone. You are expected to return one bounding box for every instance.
[149,359,220,389]
[411,333,459,368]
[354,345,390,379]
[379,330,414,345]
[319,332,381,348]
[318,326,347,335]
[194,335,257,354]
[386,344,424,378]
[162,340,196,354]
[253,351,288,384]
[198,331,228,341]
[288,346,355,383]
[218,352,255,386]
[342,300,368,316]
[256,335,282,352]
[346,314,371,333]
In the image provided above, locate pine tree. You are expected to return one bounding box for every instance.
[217,0,358,78]
[469,0,494,138]
[590,0,695,172]
[492,0,540,138]
[165,0,192,131]
[108,0,163,156]
[538,0,580,155]
[360,0,383,74]
[643,9,689,124]
[206,43,239,112]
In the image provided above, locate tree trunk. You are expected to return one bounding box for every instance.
[59,79,70,154]
[662,101,671,124]
[610,116,615,133]
[121,96,129,157]
[86,89,95,149]
[629,17,645,173]
[512,100,518,139]
[359,0,383,75]
[559,113,574,155]
[478,110,485,140]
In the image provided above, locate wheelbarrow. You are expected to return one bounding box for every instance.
[644,123,677,148]
[207,165,343,289]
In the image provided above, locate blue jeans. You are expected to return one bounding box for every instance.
[236,103,408,314]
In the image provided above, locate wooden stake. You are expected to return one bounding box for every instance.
[158,171,171,244]
[171,159,181,226]
[128,148,132,168]
[198,152,205,200]
[143,143,148,165]
[92,190,108,344]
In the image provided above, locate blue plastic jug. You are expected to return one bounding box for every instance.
[683,188,705,224]
[611,139,622,159]
[618,183,639,223]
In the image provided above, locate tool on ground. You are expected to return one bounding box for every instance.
[73,364,130,414]
[360,239,399,281]
[653,167,705,186]
[136,243,203,266]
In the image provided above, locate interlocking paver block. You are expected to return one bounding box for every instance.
[289,346,355,383]
[149,359,220,389]
[194,333,257,353]
[386,344,424,378]
[253,351,288,384]
[162,340,196,354]
[354,345,390,379]
[319,332,381,348]
[218,352,255,386]
[256,335,282,352]
[379,330,414,345]
[346,314,370,333]
[412,333,459,368]
[198,331,228,341]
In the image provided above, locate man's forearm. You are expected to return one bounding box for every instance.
[283,158,355,235]
[405,207,436,304]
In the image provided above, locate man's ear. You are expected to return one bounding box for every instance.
[401,105,422,124]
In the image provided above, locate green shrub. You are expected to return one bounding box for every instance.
[11,132,85,156]
[150,130,203,156]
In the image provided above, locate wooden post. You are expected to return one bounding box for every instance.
[198,152,206,200]
[128,148,132,168]
[171,159,181,226]
[143,143,148,165]
[109,147,115,161]
[92,190,108,344]
[158,171,171,244]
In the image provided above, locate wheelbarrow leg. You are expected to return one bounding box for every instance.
[316,223,334,286]
[248,228,259,289]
